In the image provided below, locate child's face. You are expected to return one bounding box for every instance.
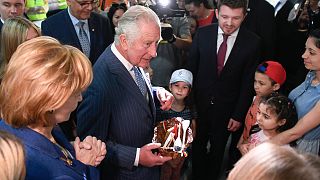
[188,17,197,35]
[256,103,285,131]
[169,81,190,101]
[254,72,279,97]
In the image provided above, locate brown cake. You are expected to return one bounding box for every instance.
[152,117,193,159]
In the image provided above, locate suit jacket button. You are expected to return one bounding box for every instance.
[210,100,214,105]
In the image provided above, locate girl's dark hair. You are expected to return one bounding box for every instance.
[107,3,128,35]
[309,28,320,49]
[259,92,297,133]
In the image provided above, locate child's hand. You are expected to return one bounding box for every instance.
[238,143,250,155]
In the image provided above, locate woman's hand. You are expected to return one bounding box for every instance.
[74,136,107,166]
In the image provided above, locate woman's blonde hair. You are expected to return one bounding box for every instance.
[0,130,25,180]
[0,17,41,79]
[0,36,93,127]
[228,143,320,180]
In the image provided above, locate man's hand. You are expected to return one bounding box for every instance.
[227,118,241,132]
[157,88,174,111]
[139,143,172,167]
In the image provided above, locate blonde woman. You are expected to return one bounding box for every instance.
[0,130,25,180]
[0,16,41,80]
[0,36,106,179]
[228,143,320,180]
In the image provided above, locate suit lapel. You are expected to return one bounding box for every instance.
[88,14,96,60]
[107,51,154,116]
[219,27,242,76]
[139,67,156,121]
[63,10,82,49]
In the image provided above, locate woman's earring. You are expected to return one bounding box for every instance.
[49,110,54,114]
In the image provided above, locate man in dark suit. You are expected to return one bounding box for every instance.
[77,5,174,180]
[243,0,276,61]
[41,0,113,65]
[187,0,261,179]
[0,0,26,31]
[227,0,276,171]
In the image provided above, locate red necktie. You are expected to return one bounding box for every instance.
[217,34,229,75]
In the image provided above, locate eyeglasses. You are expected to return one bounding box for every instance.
[74,0,98,8]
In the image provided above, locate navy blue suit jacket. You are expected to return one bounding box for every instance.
[41,9,113,64]
[77,46,159,180]
[0,120,99,180]
[187,23,261,128]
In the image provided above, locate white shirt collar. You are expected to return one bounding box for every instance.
[111,43,134,72]
[67,7,88,26]
[218,26,239,38]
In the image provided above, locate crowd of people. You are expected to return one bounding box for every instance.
[0,0,320,180]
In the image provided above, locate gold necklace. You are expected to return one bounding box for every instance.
[54,142,73,166]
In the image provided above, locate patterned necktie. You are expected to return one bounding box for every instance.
[217,34,229,75]
[133,66,147,97]
[76,21,90,58]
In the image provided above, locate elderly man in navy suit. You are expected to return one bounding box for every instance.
[77,5,174,180]
[41,0,113,64]
[187,0,261,179]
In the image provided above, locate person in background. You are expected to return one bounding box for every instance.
[107,2,127,37]
[0,0,26,31]
[0,36,106,179]
[187,0,261,178]
[47,0,67,17]
[185,0,217,27]
[228,143,320,180]
[0,17,41,80]
[238,93,297,155]
[76,5,173,180]
[41,0,113,65]
[270,28,320,155]
[187,16,198,38]
[25,0,49,27]
[0,130,25,180]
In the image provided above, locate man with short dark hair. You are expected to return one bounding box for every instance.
[0,0,25,30]
[187,0,261,179]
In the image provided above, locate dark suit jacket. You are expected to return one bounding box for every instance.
[41,9,113,64]
[243,0,276,61]
[0,21,3,32]
[0,120,99,180]
[77,46,159,180]
[187,23,261,129]
[275,1,308,95]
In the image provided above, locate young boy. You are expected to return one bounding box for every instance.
[237,61,286,154]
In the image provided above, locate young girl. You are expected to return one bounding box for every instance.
[239,93,297,155]
[237,61,287,155]
[156,69,196,180]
